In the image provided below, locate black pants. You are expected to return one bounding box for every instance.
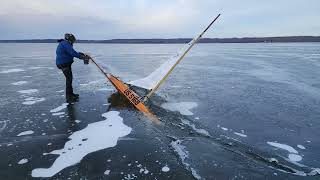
[57,64,73,97]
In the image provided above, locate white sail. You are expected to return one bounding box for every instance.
[129,14,221,100]
[128,39,196,90]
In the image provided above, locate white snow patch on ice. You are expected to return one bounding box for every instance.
[104,169,111,175]
[221,127,228,131]
[17,130,34,136]
[170,140,189,161]
[22,97,45,105]
[18,89,38,94]
[267,142,298,154]
[56,90,64,93]
[234,132,247,138]
[0,69,24,74]
[79,80,100,86]
[50,103,68,113]
[52,112,65,116]
[75,120,81,123]
[18,158,28,164]
[288,154,302,162]
[297,145,306,150]
[98,88,113,91]
[181,119,210,137]
[170,139,202,179]
[31,111,132,178]
[161,102,198,116]
[11,81,28,85]
[161,166,170,172]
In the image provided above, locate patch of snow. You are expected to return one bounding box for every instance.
[11,81,28,85]
[234,132,247,138]
[161,102,198,116]
[79,80,100,86]
[161,166,170,172]
[18,158,28,164]
[17,130,34,136]
[104,170,110,175]
[31,111,132,178]
[98,88,113,91]
[170,140,189,162]
[190,168,202,180]
[18,89,38,94]
[181,119,210,137]
[288,154,302,162]
[221,127,228,131]
[56,90,64,93]
[50,103,68,113]
[52,112,65,116]
[0,68,24,74]
[22,97,45,105]
[267,142,298,154]
[297,145,306,150]
[308,168,320,176]
[170,139,202,179]
[75,120,81,123]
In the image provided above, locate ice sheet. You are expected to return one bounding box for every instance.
[31,111,132,177]
[161,102,198,116]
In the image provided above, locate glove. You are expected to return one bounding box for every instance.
[79,52,88,60]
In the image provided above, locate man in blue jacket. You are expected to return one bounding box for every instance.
[56,33,90,103]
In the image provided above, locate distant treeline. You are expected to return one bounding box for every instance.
[1,36,320,44]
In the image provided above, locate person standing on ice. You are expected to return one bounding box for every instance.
[56,33,91,103]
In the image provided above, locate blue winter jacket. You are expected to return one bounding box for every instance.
[56,40,81,65]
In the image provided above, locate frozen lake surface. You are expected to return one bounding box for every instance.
[0,43,320,179]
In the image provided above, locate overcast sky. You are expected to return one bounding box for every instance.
[0,0,319,40]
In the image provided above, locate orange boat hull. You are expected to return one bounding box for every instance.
[106,74,160,124]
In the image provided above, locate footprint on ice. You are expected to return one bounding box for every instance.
[161,102,198,116]
[31,111,132,178]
